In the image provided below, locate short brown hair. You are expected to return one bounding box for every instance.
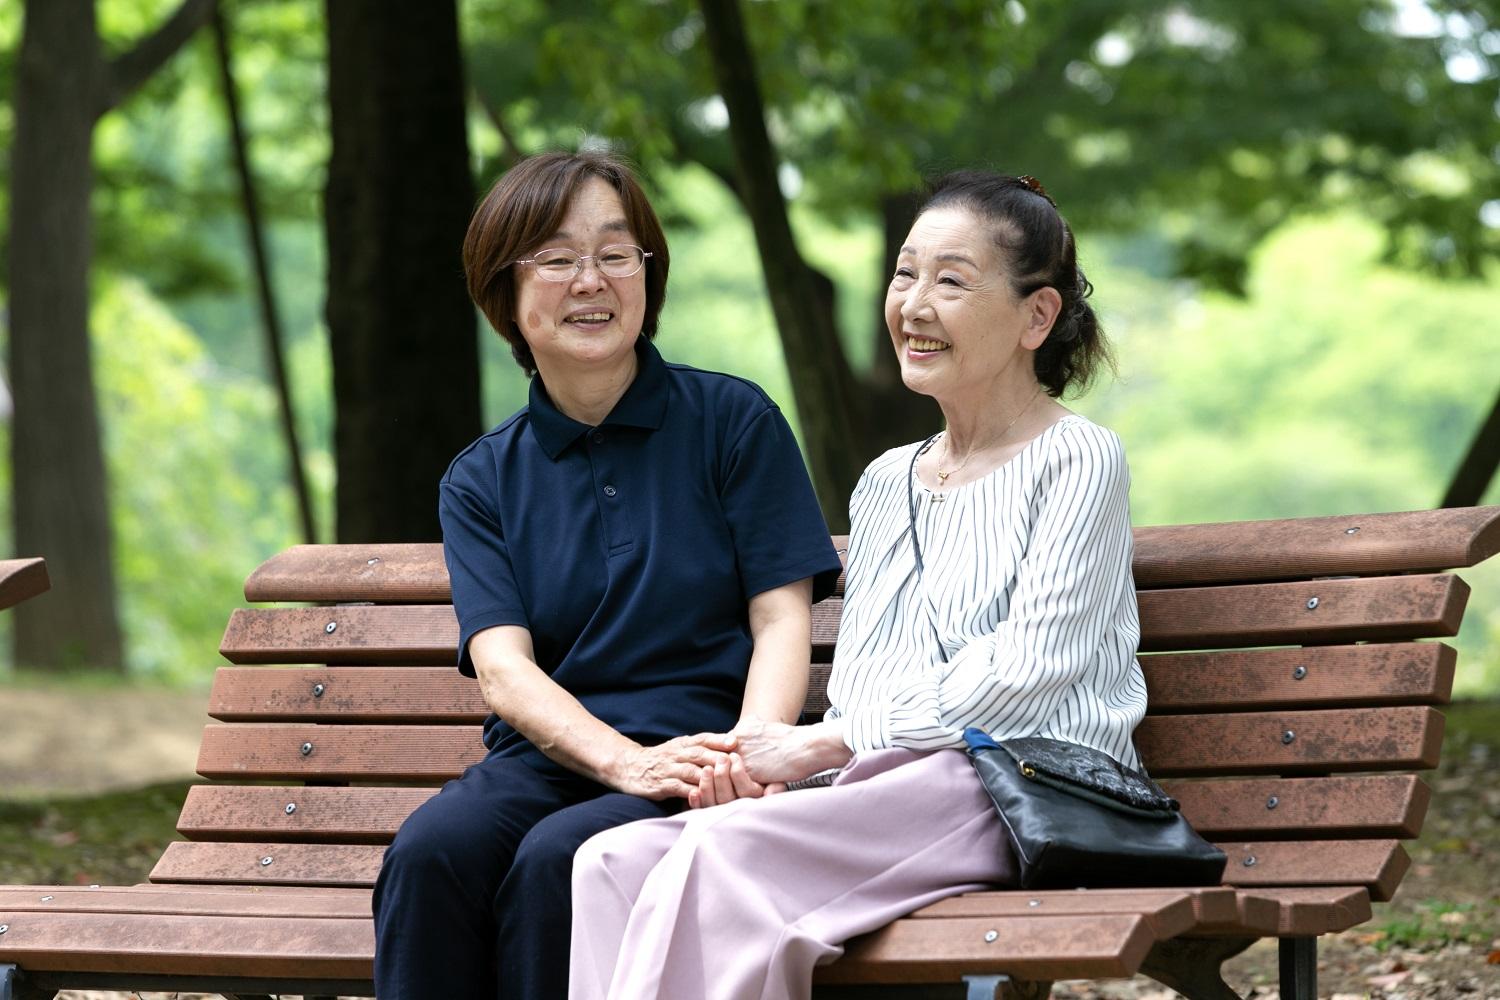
[463,152,670,374]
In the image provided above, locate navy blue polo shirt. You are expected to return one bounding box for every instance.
[439,338,843,768]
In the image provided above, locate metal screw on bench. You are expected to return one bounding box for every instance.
[1028,899,1041,907]
[1266,796,1279,809]
[261,856,273,866]
[312,683,326,697]
[40,895,53,902]
[1292,665,1307,680]
[285,803,298,815]
[1344,526,1360,534]
[325,621,338,634]
[0,925,8,934]
[984,930,998,942]
[301,741,314,756]
[1242,856,1257,867]
[367,557,381,566]
[1305,596,1319,610]
[1281,730,1296,744]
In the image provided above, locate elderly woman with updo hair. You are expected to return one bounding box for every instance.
[371,151,843,999]
[568,171,1150,1000]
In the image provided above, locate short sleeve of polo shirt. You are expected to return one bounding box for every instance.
[439,473,529,678]
[720,405,843,604]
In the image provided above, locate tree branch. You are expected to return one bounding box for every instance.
[99,0,216,116]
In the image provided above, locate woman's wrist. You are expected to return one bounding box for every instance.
[806,720,854,770]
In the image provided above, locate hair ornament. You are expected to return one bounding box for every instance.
[1016,174,1056,206]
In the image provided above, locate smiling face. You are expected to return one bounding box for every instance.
[512,177,648,379]
[884,204,1060,405]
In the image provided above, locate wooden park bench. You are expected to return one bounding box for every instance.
[1,506,1497,1000]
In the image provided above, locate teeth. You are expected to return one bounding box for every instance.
[908,337,949,352]
[570,312,612,323]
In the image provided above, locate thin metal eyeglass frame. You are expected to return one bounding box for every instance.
[512,244,653,281]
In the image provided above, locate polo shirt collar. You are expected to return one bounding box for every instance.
[527,337,670,459]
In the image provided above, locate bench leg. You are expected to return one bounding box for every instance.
[1278,937,1317,1000]
[0,964,53,1000]
[1139,936,1254,1000]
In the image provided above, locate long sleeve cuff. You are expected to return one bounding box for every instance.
[839,703,888,754]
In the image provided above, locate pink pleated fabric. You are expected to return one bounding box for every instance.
[569,748,1017,1000]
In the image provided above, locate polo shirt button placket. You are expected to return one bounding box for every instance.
[603,485,617,498]
[591,430,605,445]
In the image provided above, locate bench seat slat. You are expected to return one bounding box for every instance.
[814,913,1157,982]
[173,775,1427,844]
[0,910,372,978]
[239,508,1500,602]
[193,708,1442,783]
[219,574,1467,664]
[0,885,371,918]
[0,557,50,612]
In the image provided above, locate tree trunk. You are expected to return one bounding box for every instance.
[324,0,481,543]
[1442,385,1500,507]
[212,5,317,544]
[697,0,863,530]
[8,0,122,671]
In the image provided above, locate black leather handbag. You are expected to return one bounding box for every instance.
[904,434,1225,890]
[962,728,1226,889]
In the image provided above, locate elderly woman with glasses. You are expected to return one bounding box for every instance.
[568,170,1148,1000]
[371,152,842,1000]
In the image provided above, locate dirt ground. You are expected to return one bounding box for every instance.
[1,683,1496,999]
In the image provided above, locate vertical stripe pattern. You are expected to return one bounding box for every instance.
[826,413,1148,771]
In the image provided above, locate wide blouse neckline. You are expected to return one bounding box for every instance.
[910,412,1085,499]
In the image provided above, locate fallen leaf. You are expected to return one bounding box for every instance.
[1367,970,1412,988]
[1487,948,1500,964]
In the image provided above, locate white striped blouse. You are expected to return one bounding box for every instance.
[825,413,1148,770]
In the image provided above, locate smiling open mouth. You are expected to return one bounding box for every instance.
[907,336,949,352]
[566,311,613,325]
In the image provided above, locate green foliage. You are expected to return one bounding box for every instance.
[92,277,306,679]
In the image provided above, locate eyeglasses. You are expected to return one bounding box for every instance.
[513,244,653,281]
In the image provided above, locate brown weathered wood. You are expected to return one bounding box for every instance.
[194,724,483,782]
[910,888,1202,940]
[0,910,371,977]
[1217,839,1408,901]
[194,707,1442,783]
[1164,774,1431,839]
[1249,886,1374,935]
[1140,643,1456,712]
[814,914,1157,983]
[0,885,371,918]
[150,843,385,887]
[1136,574,1468,652]
[219,575,1467,664]
[0,557,50,611]
[238,509,1500,602]
[1133,506,1500,586]
[207,666,486,722]
[1136,706,1444,776]
[219,606,458,665]
[176,786,436,843]
[172,775,1428,844]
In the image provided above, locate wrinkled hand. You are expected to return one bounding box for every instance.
[610,732,736,800]
[689,752,788,809]
[728,718,852,786]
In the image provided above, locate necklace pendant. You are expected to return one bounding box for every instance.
[936,470,950,483]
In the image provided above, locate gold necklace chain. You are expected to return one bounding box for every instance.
[936,386,1044,485]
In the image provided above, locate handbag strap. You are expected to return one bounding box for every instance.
[907,433,949,664]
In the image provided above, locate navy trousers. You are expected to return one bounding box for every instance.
[372,753,675,999]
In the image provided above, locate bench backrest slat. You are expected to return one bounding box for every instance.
[239,507,1500,602]
[218,574,1468,664]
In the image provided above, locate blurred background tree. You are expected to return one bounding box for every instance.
[0,0,1497,690]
